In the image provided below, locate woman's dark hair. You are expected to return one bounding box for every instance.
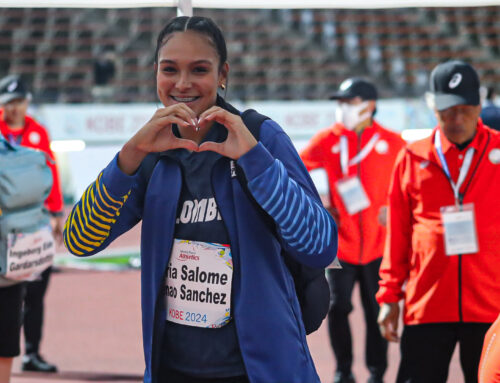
[154,16,227,71]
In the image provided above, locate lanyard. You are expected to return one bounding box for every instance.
[6,133,22,146]
[340,132,380,176]
[434,131,475,205]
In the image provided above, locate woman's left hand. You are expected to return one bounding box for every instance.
[197,106,258,159]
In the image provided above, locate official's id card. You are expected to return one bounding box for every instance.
[440,203,479,255]
[336,176,371,215]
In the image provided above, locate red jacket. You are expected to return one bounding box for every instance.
[377,121,500,324]
[300,120,405,265]
[0,110,63,214]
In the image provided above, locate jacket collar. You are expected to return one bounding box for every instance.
[437,122,482,154]
[0,110,36,137]
[408,119,487,163]
[331,119,379,137]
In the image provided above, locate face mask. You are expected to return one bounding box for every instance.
[335,101,372,130]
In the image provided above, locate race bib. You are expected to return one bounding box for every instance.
[5,225,55,281]
[165,239,233,328]
[440,203,479,255]
[336,176,371,215]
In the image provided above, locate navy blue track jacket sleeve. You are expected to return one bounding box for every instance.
[237,119,338,268]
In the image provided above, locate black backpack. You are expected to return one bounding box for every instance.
[141,107,331,335]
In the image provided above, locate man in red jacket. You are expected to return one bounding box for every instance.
[0,75,63,373]
[301,78,405,383]
[377,60,500,383]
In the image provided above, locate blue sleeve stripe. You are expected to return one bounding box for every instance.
[281,216,307,244]
[260,167,282,211]
[280,192,298,227]
[283,187,308,235]
[267,192,285,217]
[273,176,298,222]
[311,211,326,253]
[64,175,130,255]
[247,160,334,256]
[283,192,301,230]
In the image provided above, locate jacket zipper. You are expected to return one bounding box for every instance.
[151,158,182,382]
[357,131,363,264]
[455,132,490,322]
[458,193,464,322]
[210,158,249,376]
[427,131,489,323]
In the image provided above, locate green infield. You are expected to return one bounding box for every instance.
[55,252,141,270]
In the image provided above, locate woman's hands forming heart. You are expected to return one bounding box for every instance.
[118,103,257,175]
[197,106,258,160]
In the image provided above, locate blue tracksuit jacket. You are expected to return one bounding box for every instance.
[64,112,338,383]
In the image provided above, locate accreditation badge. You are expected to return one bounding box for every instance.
[165,239,233,328]
[336,176,371,215]
[5,225,54,281]
[440,203,479,256]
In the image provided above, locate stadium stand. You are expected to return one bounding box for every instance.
[0,7,499,102]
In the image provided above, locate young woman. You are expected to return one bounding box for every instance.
[64,16,337,383]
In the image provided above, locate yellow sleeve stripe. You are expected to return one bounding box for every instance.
[96,181,120,211]
[63,209,77,251]
[65,172,131,256]
[65,236,84,255]
[78,189,103,232]
[90,205,115,224]
[88,213,111,234]
[94,197,115,218]
[86,186,116,223]
[86,212,111,230]
[75,205,108,239]
[69,230,94,252]
[84,189,114,224]
[97,173,122,205]
[80,185,115,235]
[72,219,102,247]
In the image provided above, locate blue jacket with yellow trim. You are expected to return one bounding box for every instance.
[64,111,338,383]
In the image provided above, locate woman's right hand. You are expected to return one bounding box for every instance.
[118,104,199,175]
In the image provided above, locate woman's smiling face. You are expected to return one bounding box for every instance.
[156,30,228,118]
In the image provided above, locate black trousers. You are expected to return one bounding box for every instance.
[327,258,387,378]
[397,322,491,383]
[0,282,26,357]
[23,266,52,355]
